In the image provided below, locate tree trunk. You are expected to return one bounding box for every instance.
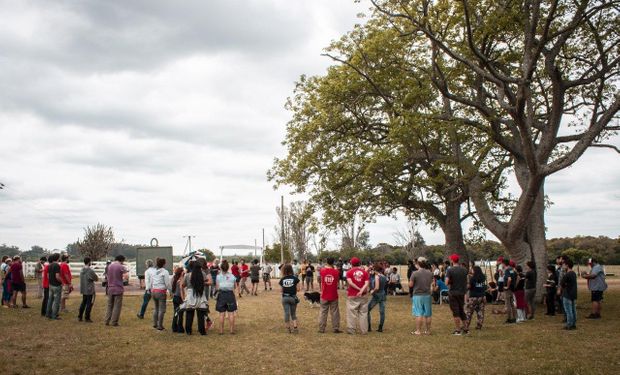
[526,188,548,302]
[441,201,468,264]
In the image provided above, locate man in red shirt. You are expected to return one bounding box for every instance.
[59,254,73,313]
[10,256,29,308]
[239,259,251,297]
[318,257,341,333]
[345,257,370,334]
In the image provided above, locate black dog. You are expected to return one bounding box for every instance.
[303,292,321,307]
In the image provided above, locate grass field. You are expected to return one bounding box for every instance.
[1,280,619,375]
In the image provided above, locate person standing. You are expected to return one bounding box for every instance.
[305,262,315,292]
[182,262,211,335]
[524,261,537,320]
[10,256,29,308]
[209,259,220,298]
[368,264,388,333]
[149,257,171,331]
[262,263,273,291]
[59,254,73,313]
[137,259,155,319]
[1,256,12,308]
[104,255,129,327]
[345,257,370,335]
[40,257,49,316]
[409,257,433,335]
[463,266,487,332]
[445,254,468,335]
[279,264,301,333]
[544,265,558,316]
[171,267,185,333]
[503,259,517,324]
[582,258,607,319]
[238,259,251,297]
[318,257,341,334]
[215,260,239,335]
[35,257,45,298]
[300,259,308,290]
[78,257,99,322]
[46,253,63,320]
[560,258,577,330]
[250,259,261,296]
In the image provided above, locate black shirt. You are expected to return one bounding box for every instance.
[525,270,536,289]
[305,265,314,278]
[48,262,62,287]
[504,267,517,291]
[279,275,299,296]
[515,272,525,291]
[561,270,577,300]
[469,276,487,298]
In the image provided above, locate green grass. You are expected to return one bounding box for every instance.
[1,281,619,375]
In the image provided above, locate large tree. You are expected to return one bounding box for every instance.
[269,20,508,263]
[77,223,115,261]
[370,0,620,291]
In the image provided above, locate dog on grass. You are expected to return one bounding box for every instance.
[303,292,321,307]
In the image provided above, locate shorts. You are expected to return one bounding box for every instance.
[262,274,270,282]
[216,290,238,313]
[62,285,72,298]
[449,294,466,319]
[12,282,26,292]
[412,295,432,317]
[251,278,259,284]
[591,291,604,302]
[234,276,241,283]
[138,275,145,280]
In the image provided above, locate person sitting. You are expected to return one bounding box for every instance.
[387,267,402,295]
[486,281,499,303]
[431,275,448,304]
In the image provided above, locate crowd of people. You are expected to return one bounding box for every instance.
[0,252,609,336]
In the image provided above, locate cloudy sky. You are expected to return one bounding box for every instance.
[0,1,618,256]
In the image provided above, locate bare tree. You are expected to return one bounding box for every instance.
[77,223,115,261]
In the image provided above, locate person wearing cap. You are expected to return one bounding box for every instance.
[581,258,607,319]
[503,258,517,324]
[445,254,468,335]
[345,257,370,334]
[409,257,433,335]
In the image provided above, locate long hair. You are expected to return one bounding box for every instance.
[472,266,486,283]
[190,263,205,297]
[171,267,183,294]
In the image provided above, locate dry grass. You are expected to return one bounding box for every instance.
[1,280,619,375]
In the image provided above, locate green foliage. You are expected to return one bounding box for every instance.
[20,245,50,261]
[548,236,620,264]
[263,243,292,263]
[197,248,216,261]
[0,244,20,258]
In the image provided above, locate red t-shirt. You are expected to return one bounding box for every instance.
[60,262,72,285]
[231,264,240,277]
[320,267,340,301]
[346,267,369,297]
[240,264,249,278]
[10,262,24,284]
[42,263,50,288]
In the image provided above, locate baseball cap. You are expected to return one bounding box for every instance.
[350,257,361,266]
[417,256,427,263]
[449,253,460,263]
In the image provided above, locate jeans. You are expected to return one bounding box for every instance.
[525,288,536,317]
[504,290,516,320]
[41,288,49,316]
[562,297,576,327]
[282,295,297,322]
[152,292,167,329]
[79,294,94,320]
[172,295,184,333]
[367,292,386,331]
[545,289,556,315]
[46,285,62,319]
[139,291,151,317]
[185,309,206,335]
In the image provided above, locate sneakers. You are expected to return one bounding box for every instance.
[136,314,144,319]
[452,330,462,336]
[333,329,342,334]
[586,313,601,319]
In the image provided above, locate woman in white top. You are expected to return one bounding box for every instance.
[148,258,171,331]
[181,262,211,335]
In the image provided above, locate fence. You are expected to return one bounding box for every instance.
[23,262,137,279]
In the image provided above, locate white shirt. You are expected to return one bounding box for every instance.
[148,267,171,292]
[144,267,157,291]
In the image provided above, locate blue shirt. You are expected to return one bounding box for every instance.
[216,272,236,291]
[437,279,448,292]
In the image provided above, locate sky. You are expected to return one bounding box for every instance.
[0,0,618,256]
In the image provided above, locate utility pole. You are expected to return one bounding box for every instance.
[280,195,285,265]
[262,228,265,264]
